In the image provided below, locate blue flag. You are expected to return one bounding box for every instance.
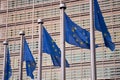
[5,46,12,80]
[23,37,36,79]
[42,27,69,67]
[64,12,91,49]
[94,0,115,51]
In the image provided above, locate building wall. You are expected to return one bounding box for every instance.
[0,0,120,80]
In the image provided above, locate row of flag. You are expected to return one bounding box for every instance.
[4,0,115,79]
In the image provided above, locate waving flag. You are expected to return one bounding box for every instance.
[94,0,115,51]
[5,47,12,80]
[23,38,36,79]
[42,27,69,67]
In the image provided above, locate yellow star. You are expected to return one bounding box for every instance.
[28,64,30,67]
[54,49,57,52]
[52,45,55,48]
[83,32,85,35]
[52,40,54,43]
[86,41,88,43]
[9,72,11,74]
[73,34,76,37]
[72,28,75,32]
[80,41,83,45]
[74,27,77,30]
[76,39,79,42]
[104,33,107,36]
[72,27,77,32]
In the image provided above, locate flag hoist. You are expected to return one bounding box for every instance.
[3,40,8,80]
[60,3,66,80]
[90,0,97,80]
[19,31,25,80]
[3,40,12,80]
[38,19,43,80]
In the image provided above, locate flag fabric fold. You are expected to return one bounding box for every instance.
[5,46,12,80]
[42,27,69,67]
[94,0,115,51]
[23,38,36,79]
[64,12,91,49]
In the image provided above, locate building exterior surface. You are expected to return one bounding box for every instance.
[0,0,120,80]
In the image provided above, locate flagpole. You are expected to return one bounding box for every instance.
[19,31,25,80]
[60,3,66,80]
[38,19,43,80]
[2,40,8,80]
[90,0,97,80]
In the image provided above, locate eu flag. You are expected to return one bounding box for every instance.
[64,12,90,49]
[42,27,69,67]
[94,0,115,51]
[23,37,36,79]
[5,47,12,80]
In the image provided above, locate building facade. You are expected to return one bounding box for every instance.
[0,0,120,80]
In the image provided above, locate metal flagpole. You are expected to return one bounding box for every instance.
[60,3,66,80]
[90,0,97,80]
[38,19,43,80]
[19,31,25,80]
[2,40,8,80]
